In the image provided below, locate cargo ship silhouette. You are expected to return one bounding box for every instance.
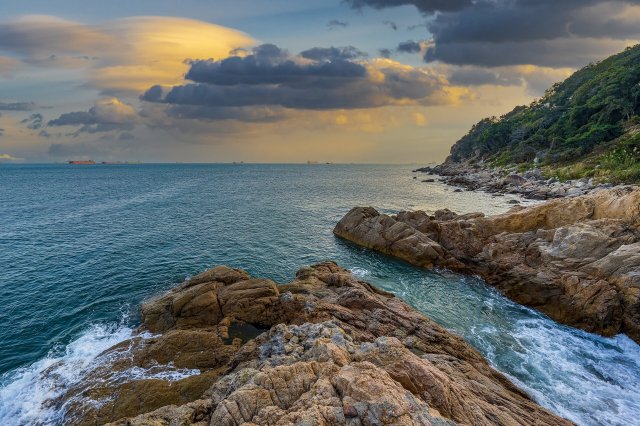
[68,160,96,165]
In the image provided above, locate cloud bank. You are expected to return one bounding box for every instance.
[350,0,640,68]
[142,44,466,118]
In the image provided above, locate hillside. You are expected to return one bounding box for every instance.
[445,44,640,183]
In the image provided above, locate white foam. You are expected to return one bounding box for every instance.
[475,314,640,426]
[0,322,198,426]
[350,267,371,278]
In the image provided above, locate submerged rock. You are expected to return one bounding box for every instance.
[56,263,570,425]
[334,187,640,343]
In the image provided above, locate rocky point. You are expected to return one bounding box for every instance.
[52,263,570,425]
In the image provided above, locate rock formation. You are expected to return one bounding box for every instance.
[54,263,570,425]
[334,186,640,343]
[414,161,613,200]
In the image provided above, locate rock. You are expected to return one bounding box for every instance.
[55,263,571,426]
[105,399,213,426]
[422,178,436,182]
[335,187,640,343]
[504,174,528,186]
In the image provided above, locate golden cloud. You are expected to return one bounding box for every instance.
[0,15,255,93]
[94,17,255,92]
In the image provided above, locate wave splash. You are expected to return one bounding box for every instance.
[0,319,197,426]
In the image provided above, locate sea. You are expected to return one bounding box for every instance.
[0,163,638,425]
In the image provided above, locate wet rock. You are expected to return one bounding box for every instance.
[335,187,640,343]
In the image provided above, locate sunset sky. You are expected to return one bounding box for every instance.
[0,0,638,163]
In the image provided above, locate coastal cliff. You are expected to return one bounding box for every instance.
[435,45,640,185]
[55,263,570,425]
[334,187,640,343]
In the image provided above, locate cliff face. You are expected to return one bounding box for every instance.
[56,263,570,425]
[334,187,640,343]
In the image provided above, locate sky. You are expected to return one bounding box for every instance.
[0,0,638,163]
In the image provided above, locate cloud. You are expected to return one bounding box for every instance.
[0,16,255,93]
[21,113,43,130]
[48,98,138,134]
[427,1,640,67]
[349,0,640,68]
[346,0,472,14]
[0,101,36,111]
[378,48,393,58]
[327,19,349,30]
[445,64,573,95]
[383,20,398,31]
[142,44,466,117]
[397,40,422,54]
[0,15,114,58]
[300,46,366,61]
[424,37,637,68]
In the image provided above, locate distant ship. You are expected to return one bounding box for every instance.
[68,160,96,165]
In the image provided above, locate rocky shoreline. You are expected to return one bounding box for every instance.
[54,262,570,425]
[335,187,640,344]
[414,161,617,200]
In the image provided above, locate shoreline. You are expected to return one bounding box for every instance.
[414,160,622,200]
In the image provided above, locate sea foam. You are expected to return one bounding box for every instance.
[0,320,197,426]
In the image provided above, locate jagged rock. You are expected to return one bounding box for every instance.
[56,263,571,425]
[335,187,640,343]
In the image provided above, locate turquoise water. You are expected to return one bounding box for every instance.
[0,163,638,425]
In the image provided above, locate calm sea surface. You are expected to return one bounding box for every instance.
[0,164,638,425]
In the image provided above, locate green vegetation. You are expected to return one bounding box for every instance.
[449,45,640,182]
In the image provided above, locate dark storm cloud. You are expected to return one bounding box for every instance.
[350,0,640,67]
[143,43,456,116]
[345,0,472,14]
[397,40,421,54]
[21,113,44,130]
[0,102,36,111]
[327,19,349,29]
[428,0,640,45]
[300,46,366,61]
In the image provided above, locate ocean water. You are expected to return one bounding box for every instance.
[0,163,638,425]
